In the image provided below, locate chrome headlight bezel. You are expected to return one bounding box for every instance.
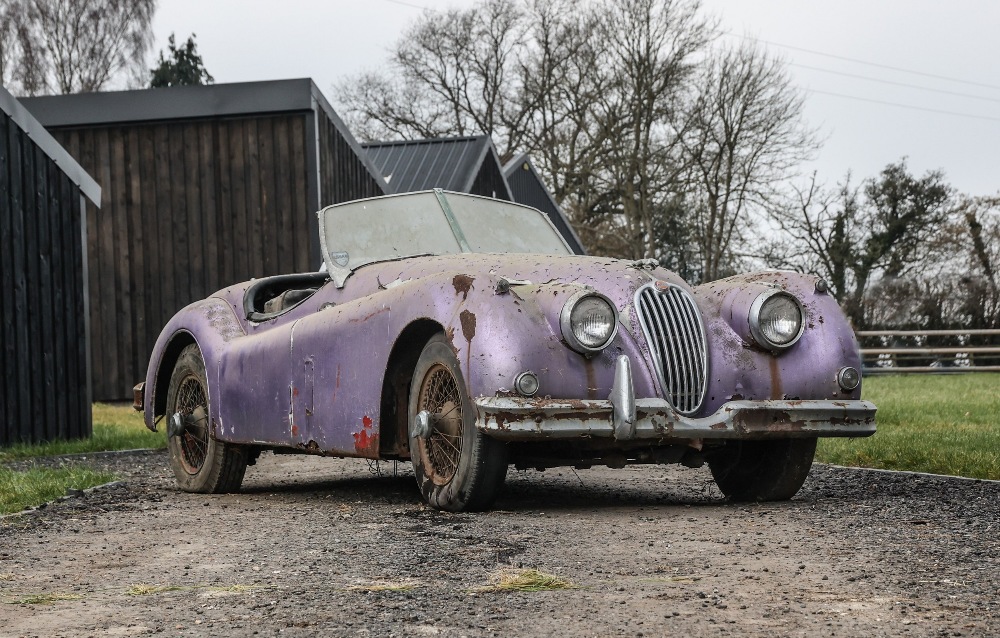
[559,290,619,354]
[749,290,806,351]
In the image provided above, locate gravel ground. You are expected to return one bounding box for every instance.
[1,450,997,637]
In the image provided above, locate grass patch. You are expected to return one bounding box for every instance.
[0,403,164,462]
[204,584,266,594]
[126,584,186,596]
[817,373,1000,480]
[0,466,117,515]
[475,568,577,593]
[4,593,82,605]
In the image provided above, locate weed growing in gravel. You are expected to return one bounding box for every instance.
[0,466,116,514]
[0,403,165,462]
[5,593,83,605]
[476,569,577,593]
[205,584,266,594]
[126,584,186,596]
[818,373,1000,480]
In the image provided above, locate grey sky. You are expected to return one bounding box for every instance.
[152,0,1000,197]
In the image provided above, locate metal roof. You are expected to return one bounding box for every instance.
[363,135,507,196]
[0,85,101,205]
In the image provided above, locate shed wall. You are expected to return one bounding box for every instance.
[1,112,90,444]
[47,113,314,401]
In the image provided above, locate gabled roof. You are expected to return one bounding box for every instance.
[503,152,586,255]
[0,85,101,205]
[363,135,510,198]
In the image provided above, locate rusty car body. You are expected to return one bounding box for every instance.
[138,190,876,511]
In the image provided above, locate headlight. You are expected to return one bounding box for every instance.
[560,290,619,354]
[749,290,805,351]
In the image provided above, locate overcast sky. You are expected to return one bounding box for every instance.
[152,0,1000,197]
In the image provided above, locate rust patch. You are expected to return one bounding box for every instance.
[460,310,477,342]
[452,274,475,300]
[350,305,390,323]
[291,424,299,437]
[768,357,782,400]
[353,415,379,456]
[583,359,598,400]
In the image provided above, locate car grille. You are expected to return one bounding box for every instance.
[634,282,708,415]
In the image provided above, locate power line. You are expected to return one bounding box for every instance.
[790,63,1000,105]
[382,0,434,11]
[726,32,1000,92]
[802,88,1000,123]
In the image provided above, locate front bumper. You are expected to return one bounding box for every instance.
[474,356,877,442]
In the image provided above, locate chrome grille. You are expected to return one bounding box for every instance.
[634,282,708,415]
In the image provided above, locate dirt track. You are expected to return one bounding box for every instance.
[1,450,997,637]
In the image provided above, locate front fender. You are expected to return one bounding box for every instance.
[142,297,246,431]
[693,271,862,413]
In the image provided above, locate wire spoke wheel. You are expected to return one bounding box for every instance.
[417,364,464,485]
[408,334,508,511]
[165,343,248,494]
[174,375,209,474]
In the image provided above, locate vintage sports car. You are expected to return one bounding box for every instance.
[136,190,876,511]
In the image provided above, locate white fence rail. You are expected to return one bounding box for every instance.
[857,329,1000,374]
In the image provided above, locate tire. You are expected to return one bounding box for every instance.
[165,344,247,493]
[708,438,817,502]
[408,334,508,512]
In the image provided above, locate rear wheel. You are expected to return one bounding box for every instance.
[166,344,247,493]
[709,438,817,502]
[408,334,508,511]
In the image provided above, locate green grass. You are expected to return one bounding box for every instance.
[817,373,1000,480]
[0,403,165,462]
[0,466,117,515]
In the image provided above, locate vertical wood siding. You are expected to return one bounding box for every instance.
[48,113,314,401]
[316,113,384,209]
[470,159,512,201]
[1,112,90,445]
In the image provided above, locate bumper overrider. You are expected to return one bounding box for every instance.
[475,356,877,442]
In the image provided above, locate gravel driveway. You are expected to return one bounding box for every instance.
[1,450,997,637]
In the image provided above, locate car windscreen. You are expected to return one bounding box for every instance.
[448,196,572,255]
[320,192,463,271]
[319,191,572,283]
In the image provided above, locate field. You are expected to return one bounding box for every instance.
[817,373,1000,480]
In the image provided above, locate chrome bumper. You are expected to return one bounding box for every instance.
[475,356,877,442]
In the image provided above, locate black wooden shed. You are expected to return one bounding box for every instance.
[1,85,101,445]
[22,79,387,401]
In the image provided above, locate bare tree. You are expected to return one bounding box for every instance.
[682,42,817,282]
[338,0,716,261]
[770,160,953,327]
[7,0,156,96]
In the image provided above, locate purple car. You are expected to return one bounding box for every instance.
[136,190,876,511]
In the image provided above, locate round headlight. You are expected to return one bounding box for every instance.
[560,291,619,354]
[749,291,805,351]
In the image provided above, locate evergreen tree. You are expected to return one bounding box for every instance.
[150,32,213,88]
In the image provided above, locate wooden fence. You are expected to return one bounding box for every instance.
[857,329,1000,374]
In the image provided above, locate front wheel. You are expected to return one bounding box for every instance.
[708,438,817,502]
[408,334,508,511]
[165,344,248,493]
